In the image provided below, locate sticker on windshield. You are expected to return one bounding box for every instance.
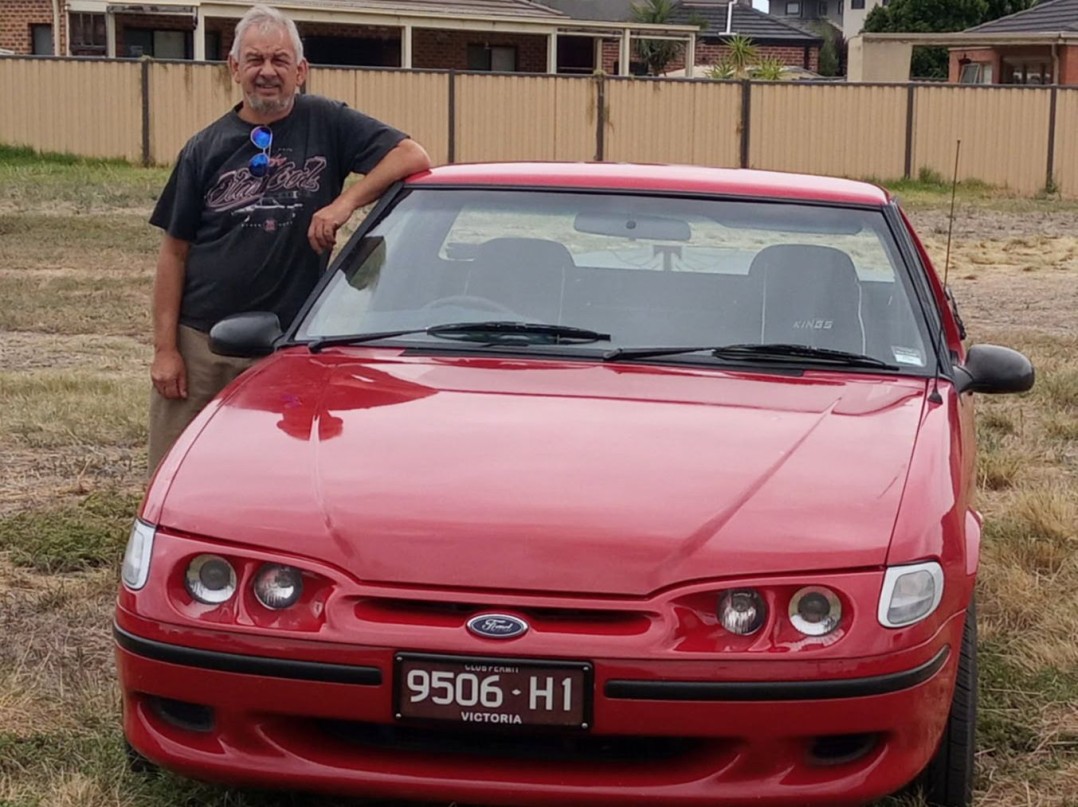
[891,346,925,367]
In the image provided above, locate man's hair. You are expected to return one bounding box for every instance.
[229,4,305,62]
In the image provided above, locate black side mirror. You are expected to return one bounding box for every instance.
[209,312,283,358]
[953,344,1035,395]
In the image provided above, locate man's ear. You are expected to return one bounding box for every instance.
[227,55,241,83]
[297,59,309,87]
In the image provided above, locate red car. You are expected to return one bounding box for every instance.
[117,163,1034,807]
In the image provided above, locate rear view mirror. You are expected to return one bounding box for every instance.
[574,211,691,241]
[209,312,283,358]
[953,344,1035,395]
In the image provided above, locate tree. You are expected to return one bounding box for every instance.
[983,0,1037,18]
[631,0,683,76]
[803,21,844,77]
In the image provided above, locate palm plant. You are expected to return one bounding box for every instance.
[630,0,683,76]
[724,34,758,78]
[751,56,787,81]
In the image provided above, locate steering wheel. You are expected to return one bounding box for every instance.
[422,295,520,317]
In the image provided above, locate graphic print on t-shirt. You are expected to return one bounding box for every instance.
[204,152,329,233]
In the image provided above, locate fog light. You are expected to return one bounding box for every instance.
[253,564,303,609]
[789,586,842,636]
[718,588,766,635]
[185,555,237,604]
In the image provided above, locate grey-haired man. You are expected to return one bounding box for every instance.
[147,3,430,473]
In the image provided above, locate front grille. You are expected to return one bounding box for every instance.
[318,720,699,764]
[354,597,651,635]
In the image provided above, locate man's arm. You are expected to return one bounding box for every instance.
[308,138,432,255]
[151,234,191,399]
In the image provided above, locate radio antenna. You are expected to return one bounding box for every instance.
[928,139,961,405]
[943,139,961,288]
[927,138,961,405]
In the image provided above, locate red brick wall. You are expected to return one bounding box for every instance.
[601,39,819,76]
[412,29,547,72]
[1,0,57,55]
[1062,45,1078,85]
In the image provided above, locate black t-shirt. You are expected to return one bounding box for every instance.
[150,93,408,332]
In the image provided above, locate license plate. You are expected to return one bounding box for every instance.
[394,653,591,728]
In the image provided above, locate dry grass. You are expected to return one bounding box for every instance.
[0,156,1075,807]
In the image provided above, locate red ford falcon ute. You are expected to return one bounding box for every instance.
[116,163,1034,806]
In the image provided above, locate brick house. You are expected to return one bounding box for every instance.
[670,1,823,73]
[0,0,702,76]
[949,0,1078,85]
[543,0,823,75]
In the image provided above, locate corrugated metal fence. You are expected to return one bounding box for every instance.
[3,56,1075,196]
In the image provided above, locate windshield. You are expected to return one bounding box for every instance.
[295,189,931,371]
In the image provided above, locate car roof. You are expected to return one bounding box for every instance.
[406,162,892,206]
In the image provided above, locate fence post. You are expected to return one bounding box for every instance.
[1046,85,1058,192]
[595,74,606,162]
[903,83,915,180]
[739,80,751,169]
[141,59,151,167]
[447,70,456,164]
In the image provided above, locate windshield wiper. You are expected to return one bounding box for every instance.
[307,321,610,353]
[604,342,899,370]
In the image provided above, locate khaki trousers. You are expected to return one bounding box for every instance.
[148,325,256,475]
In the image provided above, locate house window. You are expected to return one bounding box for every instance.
[125,28,191,59]
[786,2,801,14]
[70,13,106,55]
[851,0,865,8]
[467,44,517,72]
[819,2,828,15]
[958,62,992,84]
[31,23,53,55]
[205,31,221,61]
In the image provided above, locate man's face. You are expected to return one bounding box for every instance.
[229,23,308,116]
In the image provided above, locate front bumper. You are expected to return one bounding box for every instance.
[115,612,962,807]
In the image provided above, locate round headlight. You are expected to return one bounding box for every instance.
[789,586,842,636]
[718,588,767,636]
[185,555,237,604]
[253,564,304,609]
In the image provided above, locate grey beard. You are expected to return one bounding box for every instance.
[246,88,296,115]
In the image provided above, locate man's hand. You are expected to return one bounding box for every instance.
[151,348,188,399]
[308,199,353,255]
[307,139,431,256]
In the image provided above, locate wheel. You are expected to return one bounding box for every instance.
[423,294,519,317]
[919,601,977,807]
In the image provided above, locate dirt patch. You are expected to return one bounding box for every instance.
[905,210,1078,338]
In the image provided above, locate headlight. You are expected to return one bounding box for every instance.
[121,519,156,590]
[717,588,767,635]
[789,586,842,636]
[253,564,304,609]
[878,561,944,627]
[185,555,237,604]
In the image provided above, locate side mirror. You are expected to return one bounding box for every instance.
[953,344,1035,395]
[209,312,283,358]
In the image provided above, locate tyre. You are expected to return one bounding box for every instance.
[919,601,977,807]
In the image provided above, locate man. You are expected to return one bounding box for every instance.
[147,3,431,473]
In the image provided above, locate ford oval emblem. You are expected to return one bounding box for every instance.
[467,614,529,639]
